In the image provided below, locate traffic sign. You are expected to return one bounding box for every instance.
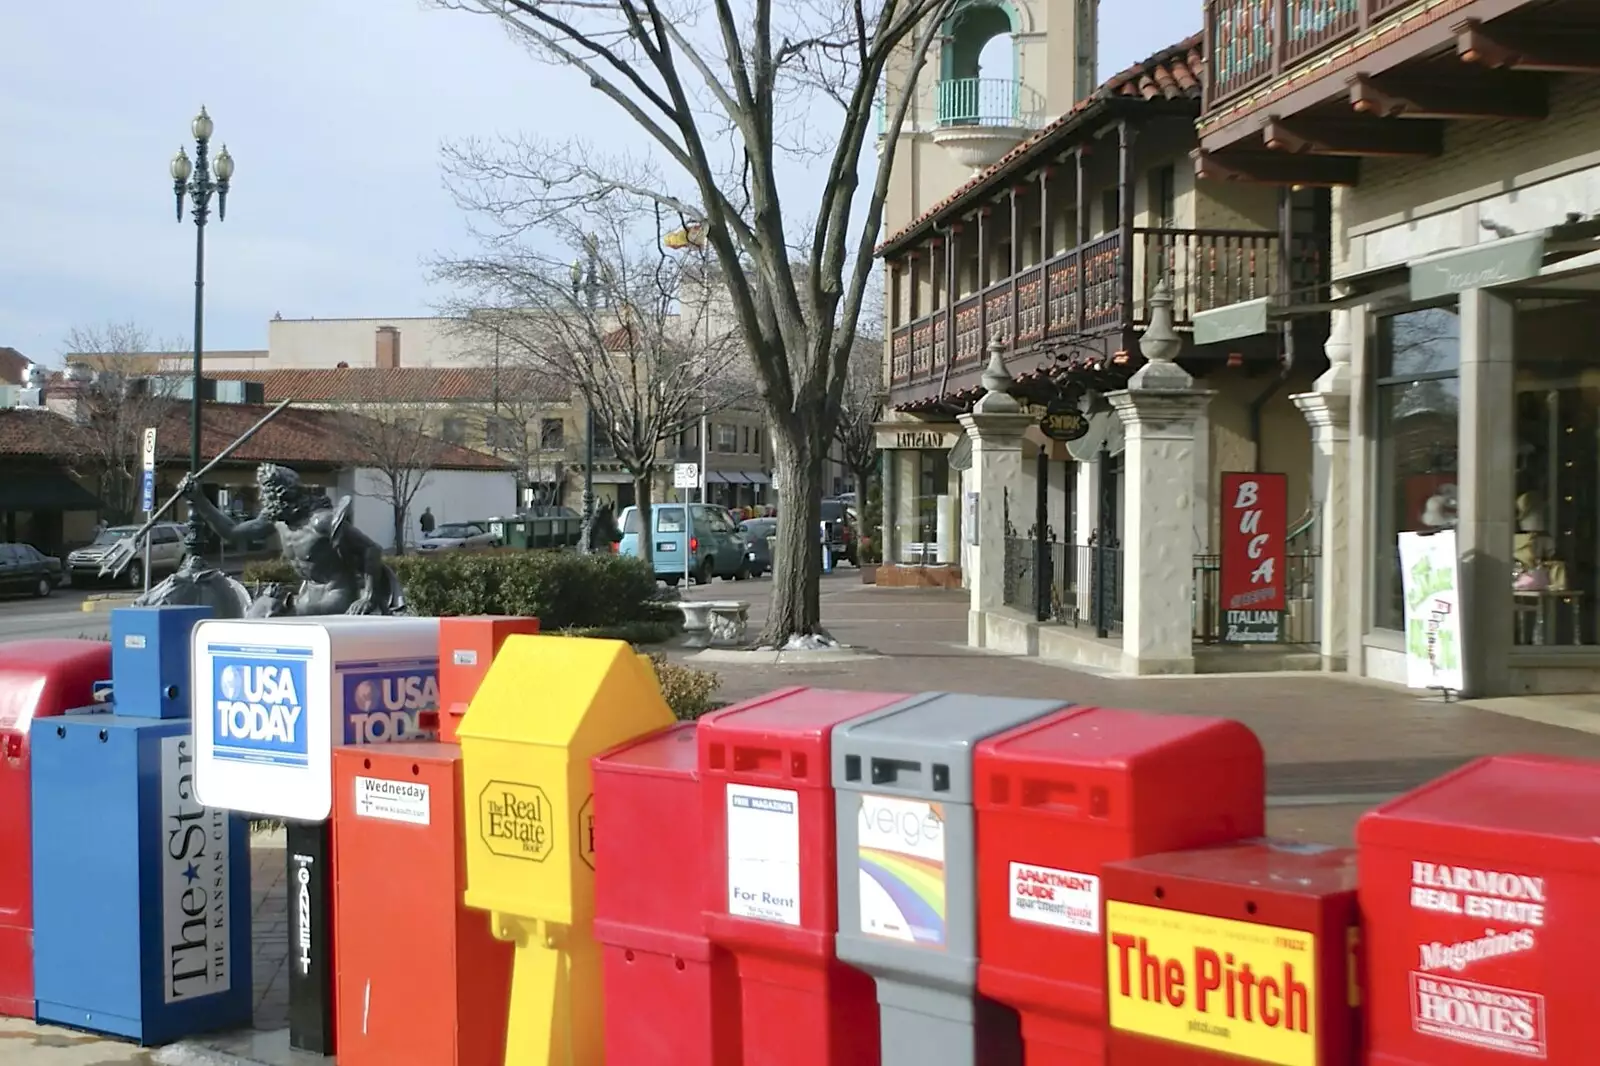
[673,462,699,489]
[141,470,156,515]
[141,427,158,473]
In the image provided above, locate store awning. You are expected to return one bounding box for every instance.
[1409,232,1546,302]
[743,471,772,485]
[1191,265,1411,346]
[0,470,103,512]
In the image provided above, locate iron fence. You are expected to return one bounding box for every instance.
[1002,537,1124,635]
[1192,550,1320,644]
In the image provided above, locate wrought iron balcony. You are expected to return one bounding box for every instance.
[889,227,1303,388]
[1207,0,1414,106]
[935,77,1047,129]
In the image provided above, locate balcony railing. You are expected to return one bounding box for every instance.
[1208,0,1402,105]
[936,77,1047,129]
[890,227,1294,388]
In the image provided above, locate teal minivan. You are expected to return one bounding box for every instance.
[617,503,750,585]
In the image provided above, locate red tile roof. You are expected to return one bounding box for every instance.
[0,347,30,386]
[204,366,569,405]
[0,402,510,471]
[878,33,1205,255]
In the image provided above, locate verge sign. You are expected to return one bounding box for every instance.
[1219,472,1287,643]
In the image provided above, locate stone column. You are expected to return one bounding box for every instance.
[1456,288,1517,697]
[1107,281,1214,675]
[1292,310,1353,671]
[959,339,1033,647]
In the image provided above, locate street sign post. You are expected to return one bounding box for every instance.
[673,464,698,585]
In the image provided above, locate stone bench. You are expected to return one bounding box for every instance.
[674,600,750,648]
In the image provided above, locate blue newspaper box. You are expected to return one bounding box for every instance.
[111,607,213,719]
[30,606,253,1044]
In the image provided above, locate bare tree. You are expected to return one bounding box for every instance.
[339,404,458,554]
[60,322,187,522]
[432,0,956,642]
[437,199,744,567]
[834,275,885,497]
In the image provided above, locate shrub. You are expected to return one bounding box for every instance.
[241,558,298,585]
[647,653,722,720]
[391,550,666,631]
[859,480,883,564]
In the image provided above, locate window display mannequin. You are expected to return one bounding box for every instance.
[1514,490,1562,591]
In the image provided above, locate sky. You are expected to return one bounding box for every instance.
[0,0,1198,363]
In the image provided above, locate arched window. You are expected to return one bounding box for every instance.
[938,1,1023,127]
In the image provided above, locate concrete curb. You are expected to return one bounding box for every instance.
[690,646,882,665]
[80,594,139,613]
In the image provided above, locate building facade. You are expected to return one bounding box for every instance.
[875,16,1331,674]
[1193,0,1600,695]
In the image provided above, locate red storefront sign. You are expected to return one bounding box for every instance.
[1220,473,1287,642]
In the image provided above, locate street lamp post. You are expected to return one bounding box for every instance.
[570,247,599,550]
[169,107,234,562]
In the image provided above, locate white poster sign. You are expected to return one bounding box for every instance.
[1008,862,1100,933]
[160,734,233,1004]
[725,783,801,926]
[1398,530,1465,692]
[354,776,431,826]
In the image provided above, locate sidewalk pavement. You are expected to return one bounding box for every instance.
[8,570,1600,1061]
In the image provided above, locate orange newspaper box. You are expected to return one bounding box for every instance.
[1101,841,1360,1066]
[428,617,541,743]
[331,618,531,1066]
[1358,754,1600,1065]
[973,707,1265,1066]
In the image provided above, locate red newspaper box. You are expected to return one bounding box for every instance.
[974,707,1266,1066]
[428,616,541,743]
[1101,841,1360,1066]
[0,639,111,1019]
[331,619,523,1066]
[1358,753,1600,1065]
[593,721,740,1065]
[699,687,911,1066]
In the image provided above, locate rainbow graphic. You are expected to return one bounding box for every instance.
[859,847,947,946]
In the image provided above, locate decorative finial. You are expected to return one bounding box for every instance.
[974,334,1020,414]
[1129,279,1193,390]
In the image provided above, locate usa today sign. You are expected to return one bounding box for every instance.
[192,618,441,822]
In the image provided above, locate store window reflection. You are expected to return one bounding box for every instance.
[1513,297,1600,646]
[1372,305,1460,632]
[891,448,957,565]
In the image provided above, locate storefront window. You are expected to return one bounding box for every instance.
[891,446,956,565]
[1512,297,1600,646]
[1372,306,1460,632]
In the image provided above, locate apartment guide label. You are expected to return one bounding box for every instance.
[1008,861,1100,934]
[725,783,801,926]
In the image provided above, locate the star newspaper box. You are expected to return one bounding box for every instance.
[458,635,674,1066]
[1101,840,1360,1066]
[698,687,913,1066]
[832,693,1070,1066]
[973,706,1266,1066]
[189,615,441,1056]
[1358,753,1600,1065]
[32,606,254,1045]
[332,616,538,1066]
[0,639,112,1019]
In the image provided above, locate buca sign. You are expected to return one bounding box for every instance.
[1107,901,1318,1066]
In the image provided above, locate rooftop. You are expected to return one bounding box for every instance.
[204,366,570,405]
[0,401,511,471]
[878,33,1205,255]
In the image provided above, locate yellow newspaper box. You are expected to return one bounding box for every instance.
[459,635,676,1066]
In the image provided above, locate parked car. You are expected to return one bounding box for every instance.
[416,522,500,553]
[738,517,777,578]
[67,522,186,588]
[618,503,749,585]
[0,543,65,598]
[820,498,857,566]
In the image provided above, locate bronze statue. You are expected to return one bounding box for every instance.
[180,463,405,617]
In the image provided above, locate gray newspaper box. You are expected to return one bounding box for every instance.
[832,692,1069,1066]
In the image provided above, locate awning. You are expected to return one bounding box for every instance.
[743,471,772,485]
[1193,297,1273,346]
[0,470,102,512]
[1191,264,1411,345]
[1409,232,1546,301]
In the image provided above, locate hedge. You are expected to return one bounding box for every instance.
[240,550,679,636]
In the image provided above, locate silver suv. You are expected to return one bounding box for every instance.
[67,523,187,588]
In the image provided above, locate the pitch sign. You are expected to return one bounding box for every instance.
[191,617,442,822]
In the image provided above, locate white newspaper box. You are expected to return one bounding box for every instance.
[190,617,441,821]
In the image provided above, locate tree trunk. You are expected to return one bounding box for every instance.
[763,421,827,645]
[392,505,406,556]
[634,475,654,567]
